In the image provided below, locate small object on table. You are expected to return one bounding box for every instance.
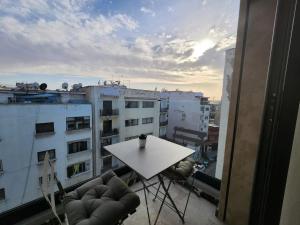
[139,134,147,149]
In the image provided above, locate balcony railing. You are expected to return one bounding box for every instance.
[100,109,119,117]
[101,147,112,157]
[159,134,167,139]
[100,128,119,138]
[160,106,169,112]
[160,121,168,126]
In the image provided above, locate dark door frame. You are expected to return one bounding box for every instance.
[250,1,300,225]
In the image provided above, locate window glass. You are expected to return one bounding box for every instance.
[125,119,139,127]
[125,101,139,108]
[35,122,54,134]
[66,116,90,131]
[67,161,90,178]
[68,140,88,154]
[143,101,154,108]
[37,149,56,162]
[142,117,154,124]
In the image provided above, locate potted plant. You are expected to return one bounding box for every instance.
[139,134,147,149]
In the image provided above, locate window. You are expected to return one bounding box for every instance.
[0,160,3,173]
[125,119,139,127]
[68,140,88,154]
[67,161,90,178]
[205,107,210,111]
[143,101,154,108]
[0,188,5,200]
[205,116,209,120]
[125,101,139,108]
[66,116,90,131]
[142,117,154,124]
[37,149,56,162]
[35,122,54,134]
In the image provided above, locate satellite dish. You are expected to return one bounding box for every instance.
[62,82,68,90]
[40,83,47,91]
[32,82,39,89]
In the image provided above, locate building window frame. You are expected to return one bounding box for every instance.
[125,101,139,108]
[125,119,139,127]
[35,122,54,134]
[37,149,56,163]
[68,139,89,154]
[142,117,154,124]
[142,101,154,108]
[67,161,90,178]
[66,116,90,131]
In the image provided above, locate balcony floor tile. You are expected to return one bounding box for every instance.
[124,179,224,225]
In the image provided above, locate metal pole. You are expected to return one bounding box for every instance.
[154,177,172,225]
[156,174,185,224]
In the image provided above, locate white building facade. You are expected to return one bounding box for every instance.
[0,90,92,213]
[160,91,211,147]
[84,85,160,175]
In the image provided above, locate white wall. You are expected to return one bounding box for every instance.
[0,104,92,213]
[215,48,235,179]
[84,86,160,174]
[165,93,210,140]
[280,104,300,225]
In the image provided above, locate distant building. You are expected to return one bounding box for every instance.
[160,91,211,146]
[209,101,221,126]
[0,87,92,213]
[215,48,235,179]
[83,84,160,175]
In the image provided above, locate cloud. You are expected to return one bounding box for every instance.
[140,7,156,17]
[0,0,240,99]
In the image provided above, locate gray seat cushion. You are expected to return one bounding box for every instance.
[166,158,195,179]
[63,171,140,225]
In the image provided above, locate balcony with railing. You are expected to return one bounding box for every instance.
[100,128,119,138]
[160,106,169,113]
[160,120,168,127]
[100,109,119,117]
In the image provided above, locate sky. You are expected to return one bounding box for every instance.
[0,0,240,100]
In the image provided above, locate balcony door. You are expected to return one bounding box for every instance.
[103,100,112,114]
[103,120,112,133]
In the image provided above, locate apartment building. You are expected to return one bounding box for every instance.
[209,101,221,126]
[0,87,92,213]
[83,84,160,175]
[160,91,211,146]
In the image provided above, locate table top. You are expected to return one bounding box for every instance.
[104,135,195,180]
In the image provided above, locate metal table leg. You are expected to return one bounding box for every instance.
[154,174,185,225]
[140,177,152,225]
